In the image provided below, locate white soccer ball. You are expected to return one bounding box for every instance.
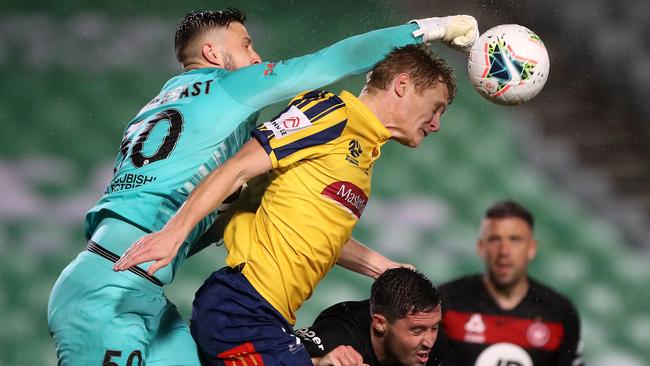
[467,24,550,105]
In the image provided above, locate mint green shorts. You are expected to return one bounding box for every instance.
[47,220,200,366]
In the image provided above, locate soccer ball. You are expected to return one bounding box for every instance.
[467,24,550,105]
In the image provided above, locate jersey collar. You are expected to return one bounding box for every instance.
[340,91,391,145]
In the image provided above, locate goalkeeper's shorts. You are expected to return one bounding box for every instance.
[47,224,200,366]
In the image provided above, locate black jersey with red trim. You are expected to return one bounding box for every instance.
[295,300,446,366]
[438,275,584,366]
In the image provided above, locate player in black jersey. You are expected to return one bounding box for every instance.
[297,267,446,366]
[438,200,584,366]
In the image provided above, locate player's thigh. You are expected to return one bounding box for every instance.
[48,254,158,366]
[147,300,201,366]
[51,309,148,366]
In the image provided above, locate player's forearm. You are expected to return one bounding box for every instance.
[164,162,247,240]
[188,173,270,257]
[228,24,421,109]
[111,163,248,274]
[165,140,271,245]
[337,237,398,279]
[187,201,236,257]
[288,24,421,85]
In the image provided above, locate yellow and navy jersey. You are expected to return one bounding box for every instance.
[223,90,391,324]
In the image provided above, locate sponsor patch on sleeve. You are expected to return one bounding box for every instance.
[262,105,312,140]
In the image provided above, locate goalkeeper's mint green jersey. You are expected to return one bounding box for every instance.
[85,24,420,284]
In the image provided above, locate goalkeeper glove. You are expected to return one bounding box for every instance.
[410,15,479,51]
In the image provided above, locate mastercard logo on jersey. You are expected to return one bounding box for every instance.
[321,181,368,219]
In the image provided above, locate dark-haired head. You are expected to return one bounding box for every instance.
[370,267,440,323]
[175,8,247,64]
[484,200,534,230]
[478,200,537,291]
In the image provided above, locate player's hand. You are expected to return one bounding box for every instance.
[113,228,186,275]
[391,261,416,272]
[410,15,479,51]
[315,345,368,366]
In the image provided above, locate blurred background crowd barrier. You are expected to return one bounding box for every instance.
[0,1,648,365]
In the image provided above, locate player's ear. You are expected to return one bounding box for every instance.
[476,238,486,259]
[476,222,487,259]
[372,314,387,335]
[202,42,221,66]
[527,238,538,261]
[393,73,409,98]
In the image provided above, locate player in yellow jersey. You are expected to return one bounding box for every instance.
[115,44,456,365]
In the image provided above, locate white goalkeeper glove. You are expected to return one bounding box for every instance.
[410,15,479,51]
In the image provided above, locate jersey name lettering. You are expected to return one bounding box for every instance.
[140,80,214,114]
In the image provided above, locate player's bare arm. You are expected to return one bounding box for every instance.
[337,238,415,279]
[186,197,238,258]
[188,172,271,257]
[113,139,272,274]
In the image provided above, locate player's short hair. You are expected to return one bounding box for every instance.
[364,44,456,102]
[370,267,440,323]
[485,200,534,230]
[175,8,247,64]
